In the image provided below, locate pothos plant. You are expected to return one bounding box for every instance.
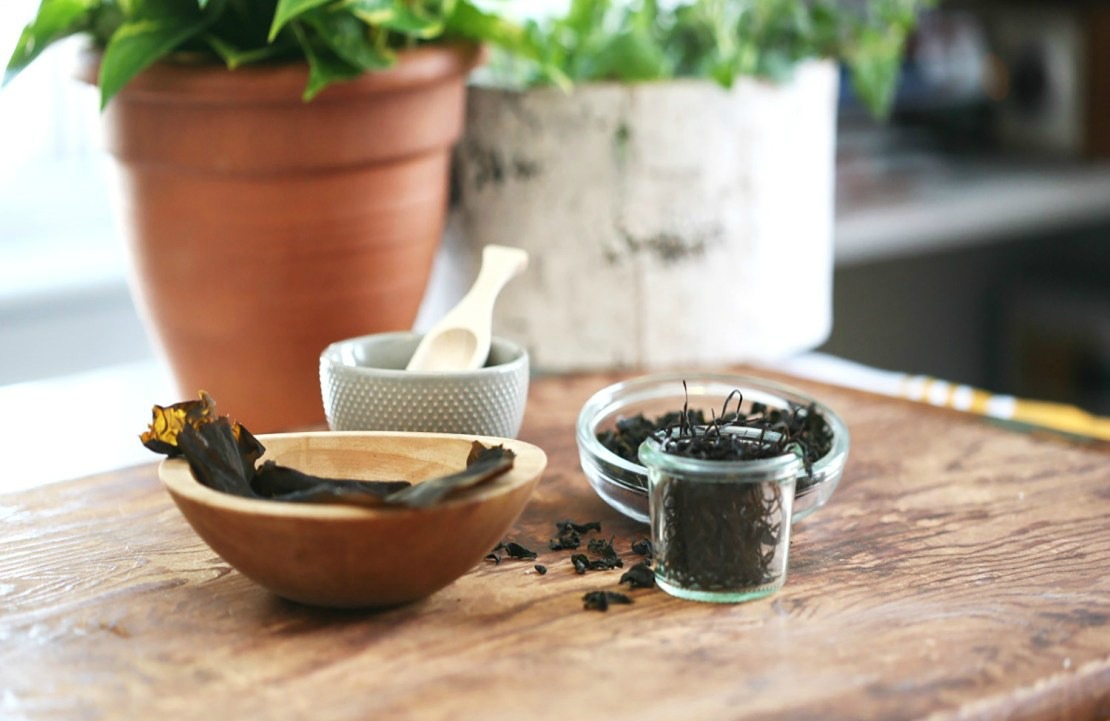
[484,0,929,117]
[3,0,529,107]
[5,0,926,116]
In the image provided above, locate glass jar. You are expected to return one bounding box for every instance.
[639,431,800,603]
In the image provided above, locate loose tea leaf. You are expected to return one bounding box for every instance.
[548,519,602,550]
[559,520,602,534]
[534,564,547,575]
[619,562,655,589]
[597,384,834,492]
[597,410,707,468]
[582,590,633,612]
[631,538,653,558]
[570,542,624,574]
[587,537,621,564]
[653,473,785,591]
[503,542,538,561]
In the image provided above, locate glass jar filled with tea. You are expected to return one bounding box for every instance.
[639,421,800,604]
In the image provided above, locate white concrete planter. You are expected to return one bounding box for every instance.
[450,61,839,372]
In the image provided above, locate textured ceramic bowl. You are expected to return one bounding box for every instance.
[320,332,529,438]
[576,373,850,525]
[160,431,547,608]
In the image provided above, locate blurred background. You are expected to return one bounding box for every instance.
[1,0,1107,486]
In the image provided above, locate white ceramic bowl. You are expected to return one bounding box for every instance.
[320,332,529,437]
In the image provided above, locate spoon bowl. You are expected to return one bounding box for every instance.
[407,245,528,372]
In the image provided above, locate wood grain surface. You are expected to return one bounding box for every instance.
[2,371,1109,721]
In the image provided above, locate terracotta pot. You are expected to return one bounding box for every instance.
[83,45,481,430]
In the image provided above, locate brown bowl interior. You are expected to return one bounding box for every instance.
[160,431,546,608]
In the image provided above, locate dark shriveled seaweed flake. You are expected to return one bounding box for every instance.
[558,520,602,534]
[631,538,653,558]
[503,542,538,560]
[619,562,655,589]
[582,590,633,612]
[549,531,581,551]
[549,519,602,550]
[586,537,623,569]
[596,388,833,493]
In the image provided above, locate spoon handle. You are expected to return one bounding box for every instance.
[462,245,529,315]
[405,245,528,371]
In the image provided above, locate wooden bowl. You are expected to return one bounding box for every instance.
[160,431,547,608]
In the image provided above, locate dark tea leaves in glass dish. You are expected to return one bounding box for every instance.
[577,373,850,525]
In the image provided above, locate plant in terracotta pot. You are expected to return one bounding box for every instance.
[450,0,928,372]
[4,0,531,430]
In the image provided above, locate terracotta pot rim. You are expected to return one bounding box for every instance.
[78,42,483,104]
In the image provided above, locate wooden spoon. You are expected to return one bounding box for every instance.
[406,245,528,372]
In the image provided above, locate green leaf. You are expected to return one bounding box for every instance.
[98,13,210,108]
[292,21,362,100]
[269,0,334,41]
[446,1,530,54]
[346,0,443,39]
[304,10,392,71]
[4,0,98,86]
[205,32,291,69]
[340,0,389,23]
[845,26,906,118]
[591,29,668,83]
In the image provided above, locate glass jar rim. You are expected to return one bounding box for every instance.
[638,433,804,481]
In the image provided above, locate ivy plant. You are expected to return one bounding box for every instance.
[485,0,929,117]
[5,0,925,116]
[3,0,532,107]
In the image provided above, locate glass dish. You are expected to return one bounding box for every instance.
[576,373,850,524]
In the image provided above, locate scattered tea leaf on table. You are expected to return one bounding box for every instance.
[582,590,632,612]
[502,542,537,560]
[619,562,655,589]
[548,519,601,550]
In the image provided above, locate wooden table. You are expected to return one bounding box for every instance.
[3,371,1109,720]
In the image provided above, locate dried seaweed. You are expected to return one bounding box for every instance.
[619,562,655,589]
[597,384,834,492]
[582,590,633,612]
[142,395,514,509]
[382,442,515,508]
[548,519,602,550]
